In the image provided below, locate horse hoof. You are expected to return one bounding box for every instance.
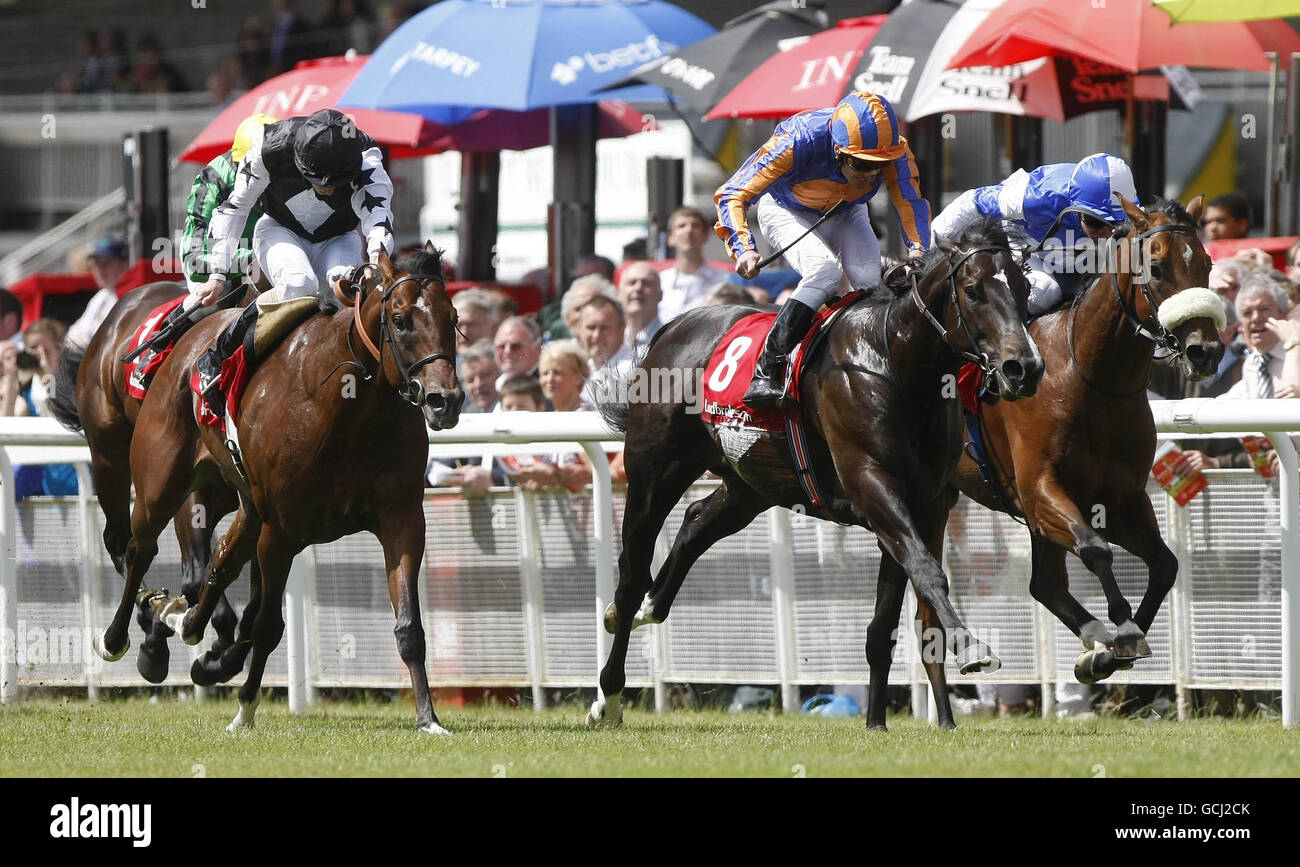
[586,696,623,727]
[957,646,1002,676]
[1074,646,1119,684]
[226,699,259,732]
[630,596,660,631]
[136,643,170,684]
[418,721,452,736]
[190,656,220,688]
[603,602,618,635]
[92,630,129,662]
[1113,631,1151,661]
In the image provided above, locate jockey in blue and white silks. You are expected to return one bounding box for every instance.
[932,153,1137,315]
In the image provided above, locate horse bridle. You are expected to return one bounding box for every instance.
[900,244,1020,379]
[1064,220,1200,398]
[1112,222,1199,356]
[340,262,455,407]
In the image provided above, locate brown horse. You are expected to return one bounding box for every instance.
[50,281,254,685]
[951,196,1223,684]
[94,245,463,733]
[590,221,1044,730]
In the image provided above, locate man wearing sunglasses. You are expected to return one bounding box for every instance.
[932,153,1136,316]
[715,91,931,409]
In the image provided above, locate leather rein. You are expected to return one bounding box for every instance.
[889,244,1020,379]
[1065,221,1199,399]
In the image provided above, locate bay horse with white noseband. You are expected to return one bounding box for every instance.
[95,244,464,733]
[951,196,1223,684]
[592,221,1044,730]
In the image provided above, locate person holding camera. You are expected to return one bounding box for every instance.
[2,318,78,496]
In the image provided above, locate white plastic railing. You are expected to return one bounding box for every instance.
[0,403,1296,727]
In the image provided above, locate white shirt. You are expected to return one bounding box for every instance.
[658,263,730,322]
[625,315,663,360]
[65,287,120,349]
[1223,345,1286,400]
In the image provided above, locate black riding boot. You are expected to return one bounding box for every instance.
[742,300,817,410]
[196,303,259,416]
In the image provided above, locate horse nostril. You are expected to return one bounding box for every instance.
[1001,358,1024,384]
[1185,344,1207,366]
[425,392,445,412]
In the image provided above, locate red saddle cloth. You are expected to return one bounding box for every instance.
[123,296,186,401]
[700,292,864,431]
[190,343,252,434]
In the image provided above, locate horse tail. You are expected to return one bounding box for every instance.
[595,365,631,435]
[49,342,85,433]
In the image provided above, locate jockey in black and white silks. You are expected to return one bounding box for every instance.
[195,108,395,416]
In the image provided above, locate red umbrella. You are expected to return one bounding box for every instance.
[946,0,1300,73]
[182,55,650,163]
[180,55,439,163]
[704,16,887,121]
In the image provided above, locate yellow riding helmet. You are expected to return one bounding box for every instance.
[231,113,278,162]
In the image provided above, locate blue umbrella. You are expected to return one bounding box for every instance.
[337,0,715,123]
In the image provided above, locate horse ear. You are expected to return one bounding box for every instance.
[424,239,435,254]
[1116,194,1149,232]
[377,246,396,281]
[1185,194,1205,224]
[933,235,955,255]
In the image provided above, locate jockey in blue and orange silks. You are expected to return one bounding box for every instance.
[714,91,931,409]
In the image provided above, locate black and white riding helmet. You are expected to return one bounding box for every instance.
[294,108,363,189]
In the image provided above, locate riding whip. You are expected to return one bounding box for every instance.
[121,281,247,363]
[755,199,849,270]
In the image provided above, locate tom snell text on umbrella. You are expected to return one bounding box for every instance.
[336,0,715,122]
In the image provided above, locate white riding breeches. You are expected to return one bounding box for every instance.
[1024,251,1062,316]
[253,215,363,305]
[755,193,881,312]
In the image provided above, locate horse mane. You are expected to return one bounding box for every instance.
[393,246,446,281]
[1146,196,1195,227]
[883,218,1011,297]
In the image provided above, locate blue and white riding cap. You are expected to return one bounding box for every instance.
[1068,153,1137,225]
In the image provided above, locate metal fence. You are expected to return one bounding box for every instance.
[0,471,1284,708]
[0,407,1295,726]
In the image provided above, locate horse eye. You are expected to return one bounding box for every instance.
[394,313,411,331]
[965,283,983,303]
[1148,261,1164,280]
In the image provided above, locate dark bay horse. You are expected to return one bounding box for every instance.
[50,281,254,684]
[94,245,464,733]
[951,196,1223,684]
[590,222,1044,730]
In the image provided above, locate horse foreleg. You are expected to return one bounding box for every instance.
[865,551,908,730]
[1103,494,1176,640]
[846,467,998,679]
[1029,478,1146,665]
[1027,533,1115,650]
[178,487,241,657]
[381,510,447,735]
[917,505,959,730]
[227,527,294,732]
[641,479,764,627]
[590,451,705,728]
[176,502,262,686]
[94,501,165,664]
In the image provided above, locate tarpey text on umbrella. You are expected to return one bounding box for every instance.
[390,42,482,78]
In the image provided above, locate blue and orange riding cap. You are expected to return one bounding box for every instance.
[829,91,907,163]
